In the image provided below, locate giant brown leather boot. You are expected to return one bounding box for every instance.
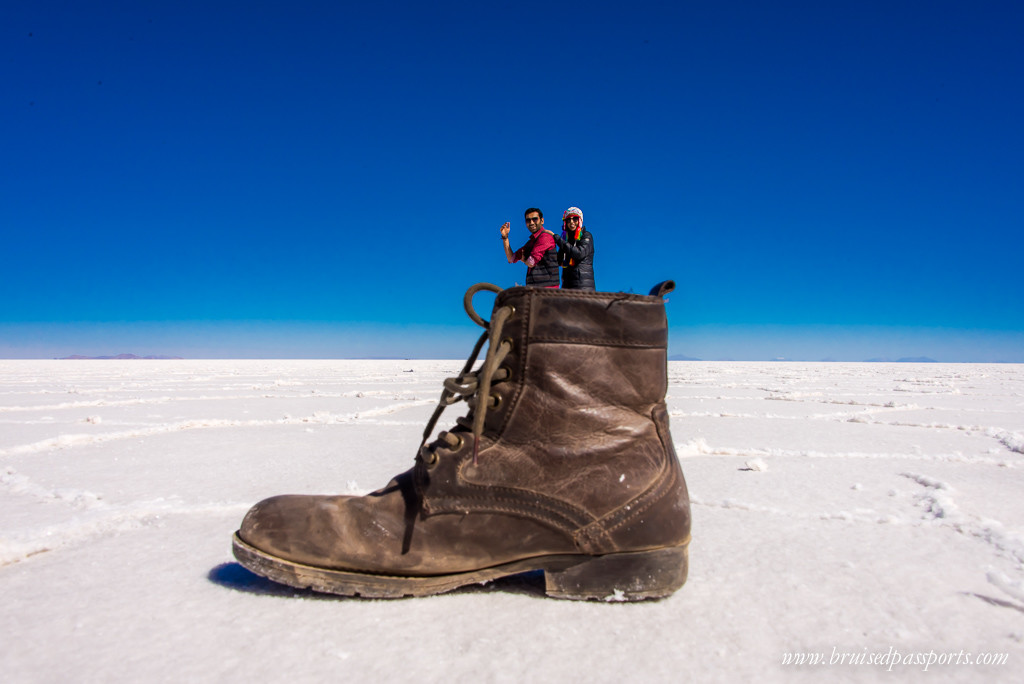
[232,282,691,600]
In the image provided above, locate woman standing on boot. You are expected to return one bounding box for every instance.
[554,206,595,291]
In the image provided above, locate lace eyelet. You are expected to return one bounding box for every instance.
[501,337,514,351]
[489,393,502,409]
[449,434,465,451]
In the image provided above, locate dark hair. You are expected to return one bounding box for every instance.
[524,207,543,219]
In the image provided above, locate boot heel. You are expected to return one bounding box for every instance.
[543,544,689,601]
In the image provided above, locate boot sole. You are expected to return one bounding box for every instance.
[232,533,688,601]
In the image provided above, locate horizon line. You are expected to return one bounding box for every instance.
[4,356,1021,365]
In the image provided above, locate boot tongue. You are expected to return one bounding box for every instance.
[417,284,516,470]
[470,304,514,464]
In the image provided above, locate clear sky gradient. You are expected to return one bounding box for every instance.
[3,1,1022,361]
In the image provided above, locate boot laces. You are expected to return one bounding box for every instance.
[418,283,514,466]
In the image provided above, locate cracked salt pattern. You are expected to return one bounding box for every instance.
[1,359,1022,682]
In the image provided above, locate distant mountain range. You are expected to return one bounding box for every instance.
[669,354,939,363]
[54,353,942,363]
[58,354,184,360]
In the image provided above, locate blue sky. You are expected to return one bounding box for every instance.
[2,1,1022,361]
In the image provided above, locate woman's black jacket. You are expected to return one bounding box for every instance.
[554,229,595,291]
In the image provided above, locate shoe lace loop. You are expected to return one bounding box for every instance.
[418,283,513,466]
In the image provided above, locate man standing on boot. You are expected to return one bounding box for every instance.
[554,206,595,291]
[500,207,559,288]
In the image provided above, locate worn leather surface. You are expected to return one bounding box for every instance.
[238,286,692,575]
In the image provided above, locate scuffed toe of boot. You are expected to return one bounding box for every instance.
[237,494,327,565]
[234,478,420,577]
[233,493,388,594]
